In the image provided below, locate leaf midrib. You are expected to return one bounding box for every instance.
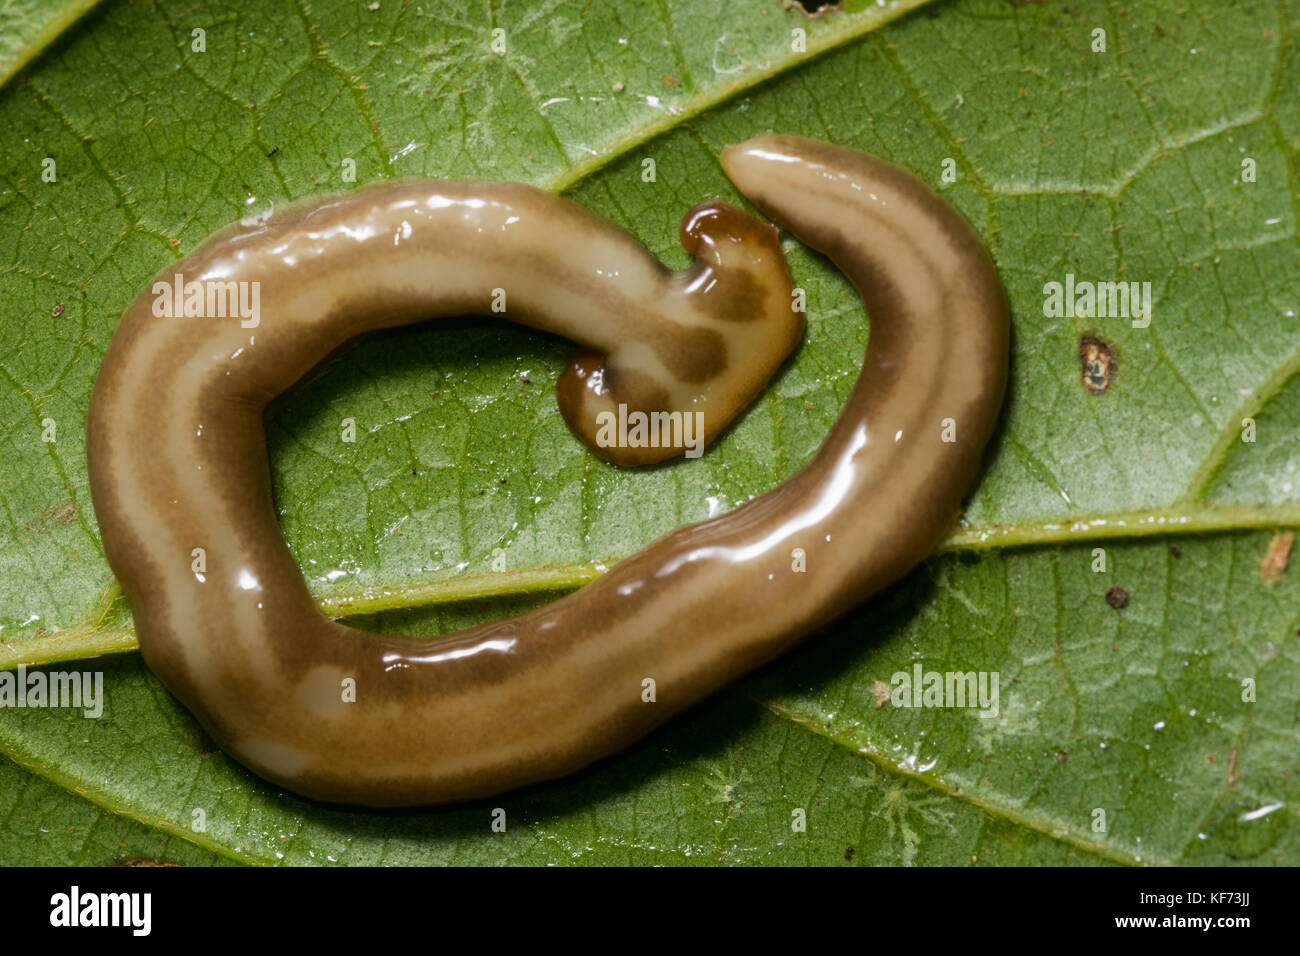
[8,499,1300,670]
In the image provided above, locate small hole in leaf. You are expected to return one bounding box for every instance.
[784,0,842,17]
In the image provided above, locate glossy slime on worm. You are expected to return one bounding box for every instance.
[86,136,1009,806]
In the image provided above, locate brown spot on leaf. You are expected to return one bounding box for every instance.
[1258,531,1293,582]
[1055,749,1068,763]
[51,303,65,317]
[29,502,77,532]
[1105,586,1130,609]
[1079,335,1115,393]
[872,681,891,707]
[1227,746,1239,786]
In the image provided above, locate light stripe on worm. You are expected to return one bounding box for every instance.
[86,136,1008,806]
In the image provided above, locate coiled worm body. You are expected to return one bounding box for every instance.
[86,136,1008,806]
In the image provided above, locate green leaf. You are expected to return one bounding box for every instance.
[0,0,1296,865]
[0,754,223,865]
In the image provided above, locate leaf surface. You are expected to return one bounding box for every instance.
[0,0,1296,865]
